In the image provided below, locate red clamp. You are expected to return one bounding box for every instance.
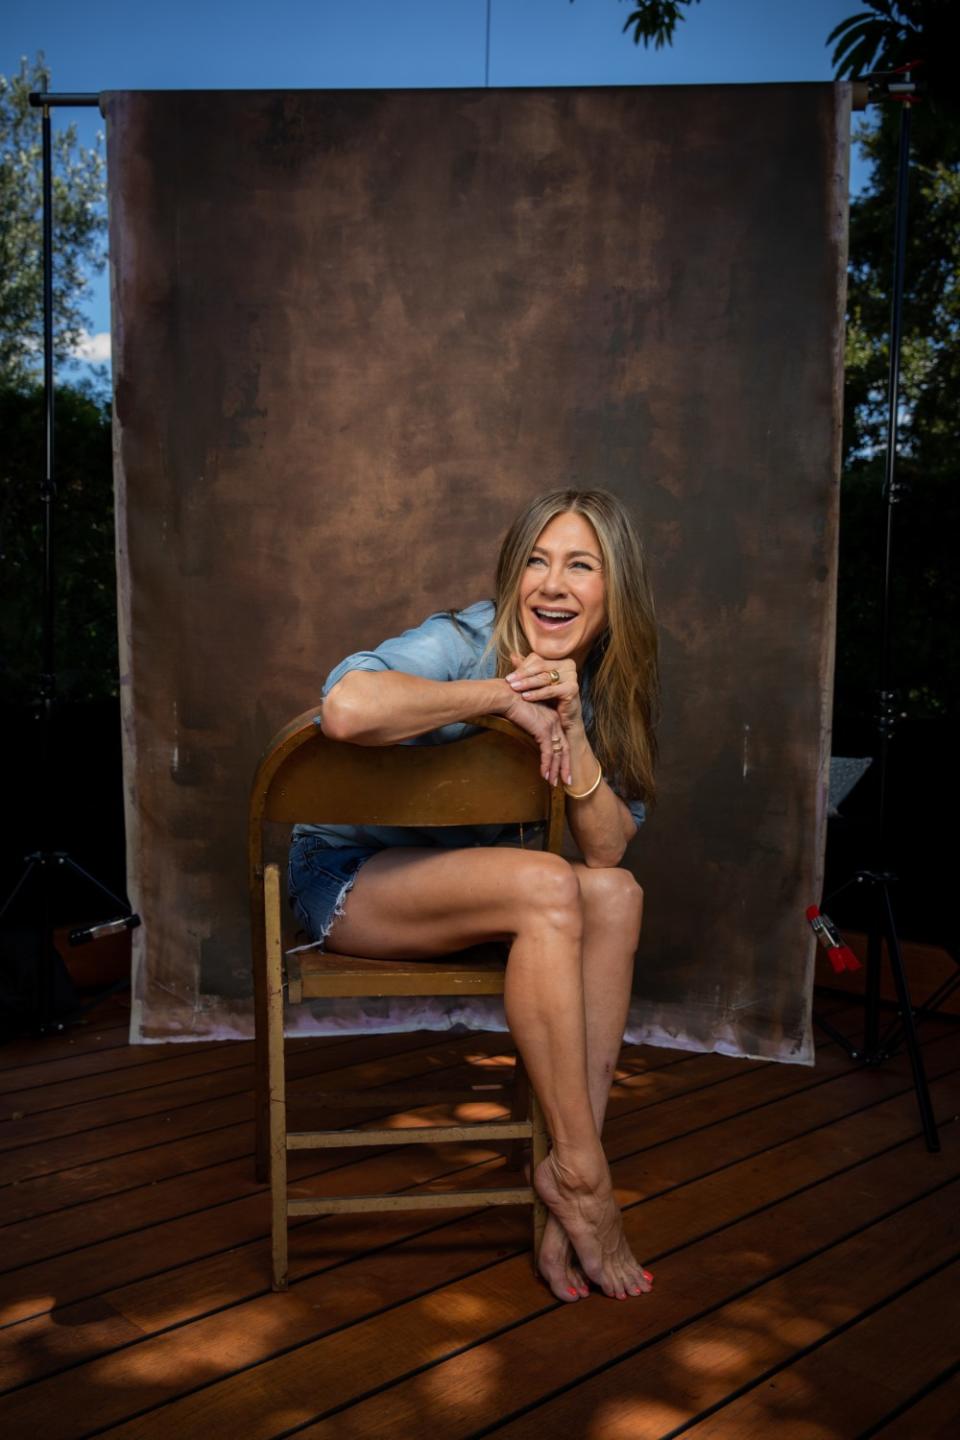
[806,905,862,974]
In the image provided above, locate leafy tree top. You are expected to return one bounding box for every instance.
[0,54,106,387]
[620,1,701,50]
[828,0,959,111]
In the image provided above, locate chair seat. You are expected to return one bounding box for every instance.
[287,941,509,1000]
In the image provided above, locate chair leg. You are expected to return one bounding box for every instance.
[530,1083,549,1270]
[264,863,289,1291]
[253,974,269,1186]
[252,871,270,1185]
[512,1054,549,1267]
[508,1054,531,1172]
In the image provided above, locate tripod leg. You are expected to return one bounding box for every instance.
[879,964,960,1054]
[0,856,40,923]
[812,1008,862,1060]
[61,856,130,914]
[38,854,56,1031]
[865,916,883,1057]
[881,885,940,1153]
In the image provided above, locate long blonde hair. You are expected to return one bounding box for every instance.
[486,489,660,806]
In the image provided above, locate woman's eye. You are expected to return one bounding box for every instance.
[527,556,546,566]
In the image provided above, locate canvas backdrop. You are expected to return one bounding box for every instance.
[104,83,850,1060]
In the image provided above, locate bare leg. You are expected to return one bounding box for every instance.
[536,865,652,1301]
[318,845,646,1299]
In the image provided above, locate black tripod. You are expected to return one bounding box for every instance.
[813,70,945,1154]
[0,83,138,1034]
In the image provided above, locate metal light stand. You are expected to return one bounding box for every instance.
[814,70,941,1153]
[0,84,139,1034]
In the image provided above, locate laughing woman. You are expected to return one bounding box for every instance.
[288,488,660,1302]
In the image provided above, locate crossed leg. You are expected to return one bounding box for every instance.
[535,863,648,1301]
[319,844,651,1301]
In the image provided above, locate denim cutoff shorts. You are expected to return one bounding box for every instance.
[287,837,380,950]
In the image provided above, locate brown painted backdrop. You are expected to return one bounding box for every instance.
[105,85,849,1060]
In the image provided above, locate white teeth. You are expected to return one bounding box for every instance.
[535,609,575,620]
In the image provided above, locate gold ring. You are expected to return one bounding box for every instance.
[548,669,560,684]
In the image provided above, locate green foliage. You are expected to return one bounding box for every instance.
[620,1,701,50]
[0,382,117,703]
[827,2,959,113]
[0,55,114,703]
[0,54,106,385]
[835,100,960,737]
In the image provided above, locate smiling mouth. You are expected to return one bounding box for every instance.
[531,607,578,629]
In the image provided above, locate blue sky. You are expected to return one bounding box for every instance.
[2,0,871,370]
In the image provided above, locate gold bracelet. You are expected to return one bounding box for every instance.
[563,759,603,800]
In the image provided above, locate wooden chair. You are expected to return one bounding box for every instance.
[249,707,565,1290]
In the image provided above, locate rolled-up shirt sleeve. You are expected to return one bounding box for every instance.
[625,797,647,831]
[603,773,646,833]
[321,604,490,697]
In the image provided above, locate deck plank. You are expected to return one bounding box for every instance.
[0,1046,738,1226]
[0,1011,890,1327]
[0,1011,945,1336]
[248,1089,960,1440]
[2,1031,956,1438]
[487,1181,960,1438]
[0,1038,232,1096]
[0,1026,447,1124]
[21,1074,956,1440]
[0,1038,869,1389]
[868,1365,960,1439]
[0,1028,514,1159]
[0,1032,516,1184]
[677,1260,960,1438]
[0,1047,754,1326]
[0,1000,131,1069]
[0,996,955,1440]
[0,1037,698,1215]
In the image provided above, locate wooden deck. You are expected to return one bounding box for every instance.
[0,990,958,1440]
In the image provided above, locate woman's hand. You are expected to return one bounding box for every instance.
[506,651,585,735]
[495,662,568,787]
[498,651,585,787]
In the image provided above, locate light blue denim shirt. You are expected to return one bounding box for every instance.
[295,599,646,850]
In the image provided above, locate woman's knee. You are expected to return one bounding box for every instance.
[578,866,644,934]
[512,852,583,936]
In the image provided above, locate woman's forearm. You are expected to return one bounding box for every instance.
[564,730,637,867]
[320,669,512,745]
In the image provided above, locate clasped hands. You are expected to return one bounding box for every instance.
[502,649,585,788]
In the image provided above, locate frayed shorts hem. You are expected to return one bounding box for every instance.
[287,841,380,952]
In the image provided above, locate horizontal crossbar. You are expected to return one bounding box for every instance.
[289,1085,511,1108]
[287,1186,535,1215]
[287,1120,531,1148]
[298,977,506,997]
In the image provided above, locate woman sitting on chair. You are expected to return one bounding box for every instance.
[289,488,659,1304]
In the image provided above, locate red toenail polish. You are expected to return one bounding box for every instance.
[567,1287,578,1296]
[643,1270,653,1280]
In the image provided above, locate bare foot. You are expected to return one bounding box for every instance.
[537,1211,591,1302]
[534,1147,653,1300]
[523,1158,590,1301]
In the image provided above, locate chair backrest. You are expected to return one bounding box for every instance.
[252,709,564,832]
[248,708,566,967]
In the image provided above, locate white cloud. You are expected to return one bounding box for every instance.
[72,330,112,363]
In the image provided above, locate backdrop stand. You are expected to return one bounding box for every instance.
[812,68,941,1153]
[0,85,138,1035]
